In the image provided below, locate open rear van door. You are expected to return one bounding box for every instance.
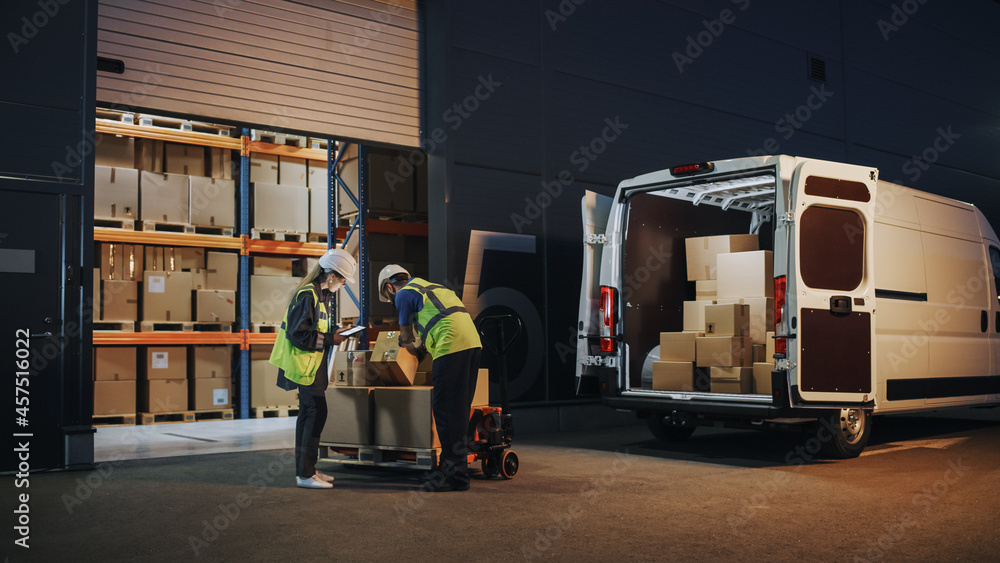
[787,160,879,406]
[577,190,614,394]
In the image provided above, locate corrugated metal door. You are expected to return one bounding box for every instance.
[97,0,419,147]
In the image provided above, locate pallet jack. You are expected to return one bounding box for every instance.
[467,314,521,479]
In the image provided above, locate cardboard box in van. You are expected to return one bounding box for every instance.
[696,336,752,367]
[710,367,753,394]
[660,332,703,362]
[685,234,758,281]
[683,301,713,332]
[704,303,750,336]
[717,250,773,298]
[652,361,695,391]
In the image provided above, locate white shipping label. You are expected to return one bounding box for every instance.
[213,389,229,405]
[152,352,169,369]
[148,275,166,293]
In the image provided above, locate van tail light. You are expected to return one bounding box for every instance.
[774,275,787,356]
[600,286,617,353]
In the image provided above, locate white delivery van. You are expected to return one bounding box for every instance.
[578,155,1000,458]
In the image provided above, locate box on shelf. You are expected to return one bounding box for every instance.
[279,156,308,187]
[250,275,302,324]
[696,336,752,367]
[250,345,297,408]
[143,347,188,380]
[195,290,236,322]
[142,270,193,322]
[190,378,231,410]
[253,257,293,277]
[310,187,329,235]
[369,330,433,385]
[100,243,142,281]
[753,363,773,395]
[683,301,713,332]
[685,234,758,281]
[307,160,328,189]
[710,367,753,394]
[716,297,774,345]
[660,332,703,362]
[190,346,232,378]
[94,347,137,381]
[373,386,440,449]
[321,386,374,445]
[102,280,138,321]
[164,143,207,176]
[144,246,170,272]
[178,247,206,270]
[704,303,750,337]
[136,138,164,173]
[140,171,190,224]
[652,361,695,391]
[250,154,279,184]
[210,147,232,180]
[95,135,136,169]
[139,379,188,413]
[252,182,309,233]
[206,251,238,291]
[189,176,235,228]
[94,166,139,221]
[190,269,208,290]
[717,250,774,299]
[94,381,136,415]
[92,268,100,313]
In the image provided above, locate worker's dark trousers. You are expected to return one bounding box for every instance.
[431,347,482,487]
[295,387,328,479]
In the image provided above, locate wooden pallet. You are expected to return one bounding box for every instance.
[192,224,235,237]
[367,209,428,223]
[320,444,439,470]
[250,229,305,242]
[93,320,136,332]
[251,323,281,333]
[139,408,233,425]
[308,233,329,244]
[93,413,137,427]
[139,321,193,332]
[138,114,233,136]
[250,406,298,419]
[190,322,234,333]
[142,221,195,234]
[307,138,330,150]
[94,217,136,230]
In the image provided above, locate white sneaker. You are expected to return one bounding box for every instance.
[315,471,335,483]
[296,476,333,489]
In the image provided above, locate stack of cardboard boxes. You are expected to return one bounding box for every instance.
[652,234,776,394]
[250,146,310,236]
[323,331,489,451]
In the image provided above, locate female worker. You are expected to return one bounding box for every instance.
[270,248,357,489]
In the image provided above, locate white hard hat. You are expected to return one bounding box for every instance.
[318,248,357,284]
[377,264,410,302]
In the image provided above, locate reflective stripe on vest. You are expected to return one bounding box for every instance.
[268,285,330,385]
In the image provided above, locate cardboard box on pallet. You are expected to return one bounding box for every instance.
[704,303,750,337]
[210,147,232,180]
[94,381,136,415]
[92,268,100,314]
[190,346,231,378]
[279,156,308,187]
[189,176,235,228]
[685,234,758,281]
[332,350,378,387]
[753,363,773,395]
[373,386,440,449]
[710,367,753,394]
[309,186,329,236]
[164,143,207,176]
[101,243,142,281]
[307,159,328,189]
[250,153,279,184]
[94,347,137,381]
[178,247,206,270]
[716,297,774,345]
[250,345,297,408]
[195,290,236,323]
[717,250,773,299]
[190,378,231,410]
[321,386,374,445]
[206,251,238,291]
[190,269,208,290]
[95,135,135,169]
[683,301,713,332]
[140,171,190,224]
[652,361,695,391]
[659,332,703,362]
[252,182,309,233]
[142,271,193,322]
[139,379,188,413]
[250,275,302,324]
[696,336,752,367]
[369,330,433,385]
[136,138,164,173]
[95,166,139,221]
[253,257,294,277]
[143,347,188,380]
[102,280,138,321]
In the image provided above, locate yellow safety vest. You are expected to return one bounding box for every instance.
[268,286,331,386]
[399,278,481,357]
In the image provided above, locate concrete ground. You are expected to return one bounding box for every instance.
[9,408,1000,562]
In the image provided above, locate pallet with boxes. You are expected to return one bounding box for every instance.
[652,234,777,395]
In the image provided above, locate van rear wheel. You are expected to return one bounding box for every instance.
[646,415,696,442]
[819,408,872,459]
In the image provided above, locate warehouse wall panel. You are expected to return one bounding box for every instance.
[97,0,420,147]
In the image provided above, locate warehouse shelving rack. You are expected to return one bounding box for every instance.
[93,115,427,419]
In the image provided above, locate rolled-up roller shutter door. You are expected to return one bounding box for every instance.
[97,0,420,148]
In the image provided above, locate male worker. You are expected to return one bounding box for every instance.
[378,264,482,492]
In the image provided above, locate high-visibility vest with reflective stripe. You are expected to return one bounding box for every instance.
[268,285,331,386]
[399,278,481,357]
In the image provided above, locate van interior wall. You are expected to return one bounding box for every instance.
[623,193,774,388]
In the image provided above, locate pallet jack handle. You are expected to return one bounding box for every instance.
[477,314,522,416]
